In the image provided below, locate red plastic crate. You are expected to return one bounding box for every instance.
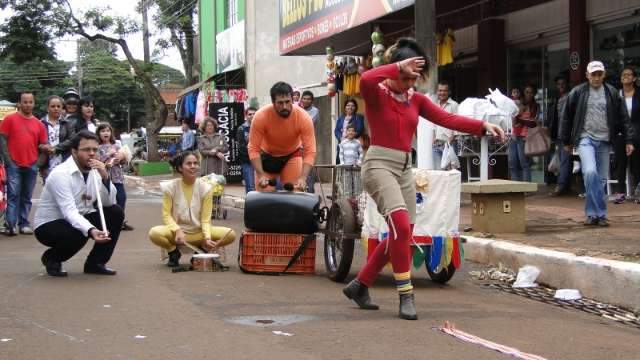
[239,232,316,275]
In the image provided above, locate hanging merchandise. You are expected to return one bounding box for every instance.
[326,45,337,97]
[343,57,362,96]
[437,28,455,66]
[334,58,345,92]
[195,90,207,125]
[370,26,385,68]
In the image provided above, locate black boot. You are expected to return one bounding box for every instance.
[342,279,379,310]
[167,248,181,267]
[399,293,418,320]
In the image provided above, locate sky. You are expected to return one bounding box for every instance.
[1,0,185,73]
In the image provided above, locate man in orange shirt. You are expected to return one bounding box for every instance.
[248,82,316,191]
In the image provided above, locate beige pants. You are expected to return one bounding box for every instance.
[149,225,236,252]
[361,146,416,223]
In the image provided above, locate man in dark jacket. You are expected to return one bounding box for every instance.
[547,76,572,196]
[237,106,256,193]
[559,61,635,226]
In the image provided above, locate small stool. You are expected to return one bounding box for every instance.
[461,180,538,233]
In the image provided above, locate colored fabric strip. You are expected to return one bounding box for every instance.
[451,237,461,269]
[434,322,548,360]
[430,236,443,272]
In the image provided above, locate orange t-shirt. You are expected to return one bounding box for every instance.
[248,104,316,165]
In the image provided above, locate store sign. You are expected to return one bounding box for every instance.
[209,102,245,183]
[279,0,414,53]
[216,20,246,74]
[569,51,580,71]
[0,106,16,121]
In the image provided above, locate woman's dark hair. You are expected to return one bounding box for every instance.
[71,130,99,150]
[344,98,358,113]
[46,95,64,107]
[199,116,218,132]
[270,81,293,103]
[170,151,199,174]
[75,96,96,132]
[386,37,430,78]
[622,66,637,77]
[96,122,116,144]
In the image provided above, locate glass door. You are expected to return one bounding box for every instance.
[508,43,569,184]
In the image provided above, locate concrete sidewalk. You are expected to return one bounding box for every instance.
[126,175,640,308]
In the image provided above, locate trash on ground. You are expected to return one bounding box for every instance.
[134,335,146,339]
[554,289,582,301]
[272,331,294,337]
[469,263,516,282]
[103,304,112,308]
[512,265,540,288]
[1,338,13,342]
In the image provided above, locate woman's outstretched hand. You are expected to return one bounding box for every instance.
[483,122,507,143]
[397,57,425,78]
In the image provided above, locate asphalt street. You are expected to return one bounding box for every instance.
[0,191,638,360]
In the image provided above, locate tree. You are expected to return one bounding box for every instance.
[0,58,74,115]
[57,0,169,161]
[149,62,186,87]
[151,0,197,85]
[79,47,146,131]
[0,0,60,63]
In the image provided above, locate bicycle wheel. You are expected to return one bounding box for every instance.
[324,199,356,282]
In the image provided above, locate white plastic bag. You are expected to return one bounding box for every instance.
[512,265,540,288]
[440,143,460,170]
[486,88,519,118]
[547,151,559,175]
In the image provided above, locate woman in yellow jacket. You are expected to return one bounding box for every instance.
[148,151,236,267]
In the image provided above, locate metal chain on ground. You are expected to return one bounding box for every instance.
[479,282,640,330]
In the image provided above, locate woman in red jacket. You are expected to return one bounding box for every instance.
[342,38,505,320]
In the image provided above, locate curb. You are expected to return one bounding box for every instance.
[464,236,640,310]
[222,195,245,210]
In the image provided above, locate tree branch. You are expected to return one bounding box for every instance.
[62,0,167,133]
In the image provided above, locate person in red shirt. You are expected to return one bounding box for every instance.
[0,92,47,236]
[342,38,505,320]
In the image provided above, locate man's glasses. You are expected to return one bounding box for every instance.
[78,147,98,153]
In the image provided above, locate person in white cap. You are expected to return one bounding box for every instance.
[559,60,635,226]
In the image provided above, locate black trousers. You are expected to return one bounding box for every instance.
[35,206,124,265]
[613,135,640,193]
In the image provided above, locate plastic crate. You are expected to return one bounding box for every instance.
[238,232,316,275]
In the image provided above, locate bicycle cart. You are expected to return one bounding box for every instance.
[316,165,464,284]
[202,173,228,220]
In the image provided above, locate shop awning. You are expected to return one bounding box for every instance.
[280,3,414,56]
[177,76,213,99]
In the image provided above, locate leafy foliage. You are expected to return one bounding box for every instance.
[0,0,62,63]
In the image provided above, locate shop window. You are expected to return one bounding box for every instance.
[593,22,640,88]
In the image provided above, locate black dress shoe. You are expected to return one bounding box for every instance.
[121,221,134,231]
[167,248,181,267]
[84,263,117,275]
[45,260,68,277]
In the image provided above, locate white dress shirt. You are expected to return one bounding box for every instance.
[432,97,460,142]
[34,156,117,236]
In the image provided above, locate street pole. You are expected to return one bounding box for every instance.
[77,39,83,97]
[414,0,437,169]
[141,0,153,130]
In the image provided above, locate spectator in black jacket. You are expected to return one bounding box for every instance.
[547,76,572,196]
[237,106,257,193]
[559,61,635,226]
[613,66,640,201]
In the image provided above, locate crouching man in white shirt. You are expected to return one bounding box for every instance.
[34,131,124,277]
